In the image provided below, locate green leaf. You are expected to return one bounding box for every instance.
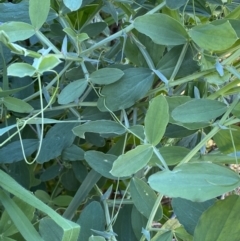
[72,120,126,139]
[193,151,239,164]
[90,68,124,85]
[194,195,240,241]
[81,22,107,38]
[62,144,85,161]
[151,230,173,241]
[7,63,36,77]
[148,162,240,202]
[52,195,73,207]
[0,139,38,163]
[0,1,57,24]
[37,55,62,74]
[130,177,162,219]
[37,122,77,164]
[165,124,196,138]
[98,68,154,111]
[0,190,43,241]
[145,95,169,145]
[4,96,34,113]
[58,79,88,105]
[166,96,191,124]
[157,45,199,79]
[63,0,82,11]
[129,125,145,140]
[40,165,62,182]
[89,237,106,241]
[171,99,227,123]
[39,217,64,241]
[113,205,138,241]
[63,27,77,39]
[213,125,240,154]
[85,151,119,180]
[172,198,216,235]
[0,22,34,42]
[0,196,35,237]
[149,146,190,166]
[0,170,80,240]
[110,145,153,177]
[189,21,238,51]
[77,201,105,241]
[0,124,17,136]
[29,0,50,30]
[134,14,188,46]
[131,206,147,240]
[174,227,193,241]
[166,0,188,9]
[85,151,117,180]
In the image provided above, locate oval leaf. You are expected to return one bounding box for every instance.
[189,21,238,51]
[4,96,34,113]
[110,145,153,177]
[72,120,126,139]
[58,79,88,105]
[0,139,38,163]
[166,0,188,9]
[0,22,34,42]
[145,95,169,145]
[171,99,227,123]
[130,177,162,219]
[29,0,50,29]
[194,195,240,241]
[134,14,188,46]
[77,201,105,241]
[38,55,62,74]
[98,68,154,111]
[90,68,124,85]
[148,162,240,202]
[85,151,118,180]
[172,197,216,235]
[7,63,36,77]
[63,0,82,11]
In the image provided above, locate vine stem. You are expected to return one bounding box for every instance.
[140,193,163,241]
[79,1,167,57]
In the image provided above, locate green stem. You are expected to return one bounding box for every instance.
[140,193,163,241]
[31,102,97,114]
[23,61,72,102]
[224,65,240,79]
[222,47,240,66]
[79,1,166,57]
[148,68,215,95]
[102,199,117,241]
[177,125,220,166]
[207,78,240,100]
[35,30,61,54]
[169,42,189,82]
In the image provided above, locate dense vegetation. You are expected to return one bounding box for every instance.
[0,0,240,240]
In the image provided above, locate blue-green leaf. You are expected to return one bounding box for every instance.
[171,99,227,123]
[58,79,88,105]
[134,14,188,46]
[0,22,34,42]
[7,63,36,77]
[148,162,240,202]
[145,95,169,146]
[29,0,50,29]
[110,145,153,177]
[63,0,82,11]
[98,68,154,111]
[90,68,124,85]
[73,120,126,139]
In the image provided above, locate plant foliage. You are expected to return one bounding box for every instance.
[0,0,240,240]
